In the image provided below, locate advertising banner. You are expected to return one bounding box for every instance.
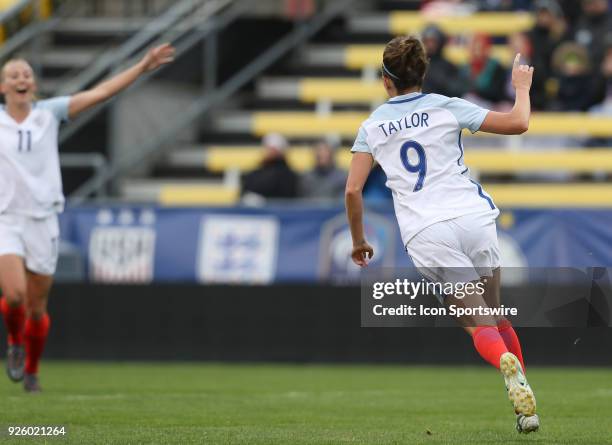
[60,206,612,283]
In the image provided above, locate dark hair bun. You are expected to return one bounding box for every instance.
[383,36,429,91]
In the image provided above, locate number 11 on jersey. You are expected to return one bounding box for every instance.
[17,130,32,152]
[400,140,427,192]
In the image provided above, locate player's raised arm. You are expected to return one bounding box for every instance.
[479,53,533,135]
[68,43,175,119]
[345,152,375,267]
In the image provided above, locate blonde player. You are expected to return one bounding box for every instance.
[345,36,539,433]
[0,43,175,392]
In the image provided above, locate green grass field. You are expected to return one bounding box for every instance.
[0,362,611,444]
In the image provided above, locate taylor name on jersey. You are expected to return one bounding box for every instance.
[376,112,430,137]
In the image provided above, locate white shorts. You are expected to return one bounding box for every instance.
[406,212,501,285]
[0,213,60,276]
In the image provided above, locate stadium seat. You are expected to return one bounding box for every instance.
[388,11,534,36]
[345,44,513,70]
[202,146,351,172]
[299,78,387,103]
[154,181,612,207]
[159,184,240,206]
[154,147,612,207]
[486,184,612,207]
[188,147,612,174]
[250,112,612,138]
[465,149,612,173]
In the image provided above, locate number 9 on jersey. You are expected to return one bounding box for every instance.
[400,140,427,192]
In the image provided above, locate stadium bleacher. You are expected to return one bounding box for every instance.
[167,147,612,175]
[2,1,611,208]
[238,112,610,137]
[343,43,514,70]
[355,11,535,36]
[133,5,611,207]
[148,146,612,207]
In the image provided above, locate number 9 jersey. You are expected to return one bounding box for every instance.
[352,92,499,248]
[0,97,70,217]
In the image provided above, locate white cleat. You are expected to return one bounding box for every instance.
[516,413,540,434]
[500,352,537,416]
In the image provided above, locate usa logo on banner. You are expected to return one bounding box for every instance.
[197,215,279,284]
[89,209,156,283]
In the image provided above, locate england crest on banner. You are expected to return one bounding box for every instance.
[197,215,279,284]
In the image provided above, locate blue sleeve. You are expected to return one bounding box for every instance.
[351,125,371,154]
[36,96,70,122]
[445,97,489,133]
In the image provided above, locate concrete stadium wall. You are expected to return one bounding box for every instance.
[10,284,612,365]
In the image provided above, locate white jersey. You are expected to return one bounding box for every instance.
[0,97,70,217]
[352,92,499,247]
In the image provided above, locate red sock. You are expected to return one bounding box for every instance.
[472,326,509,369]
[497,319,525,371]
[0,297,26,346]
[24,314,50,375]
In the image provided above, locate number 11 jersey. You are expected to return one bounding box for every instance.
[352,92,499,247]
[0,97,70,217]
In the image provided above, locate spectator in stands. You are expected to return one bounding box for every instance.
[476,0,527,11]
[512,0,532,9]
[551,42,595,110]
[558,0,583,28]
[421,24,467,97]
[527,0,567,109]
[300,140,347,200]
[241,133,298,201]
[572,0,611,68]
[421,0,475,16]
[284,0,315,20]
[586,34,612,145]
[592,34,612,109]
[461,34,509,107]
[363,164,392,203]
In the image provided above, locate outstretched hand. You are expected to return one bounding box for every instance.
[141,43,176,72]
[351,241,374,267]
[511,53,534,91]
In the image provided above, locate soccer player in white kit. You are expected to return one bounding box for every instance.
[0,43,175,392]
[345,36,540,433]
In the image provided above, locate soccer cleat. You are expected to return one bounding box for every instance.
[6,345,25,382]
[23,373,41,393]
[500,352,536,416]
[516,413,540,434]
